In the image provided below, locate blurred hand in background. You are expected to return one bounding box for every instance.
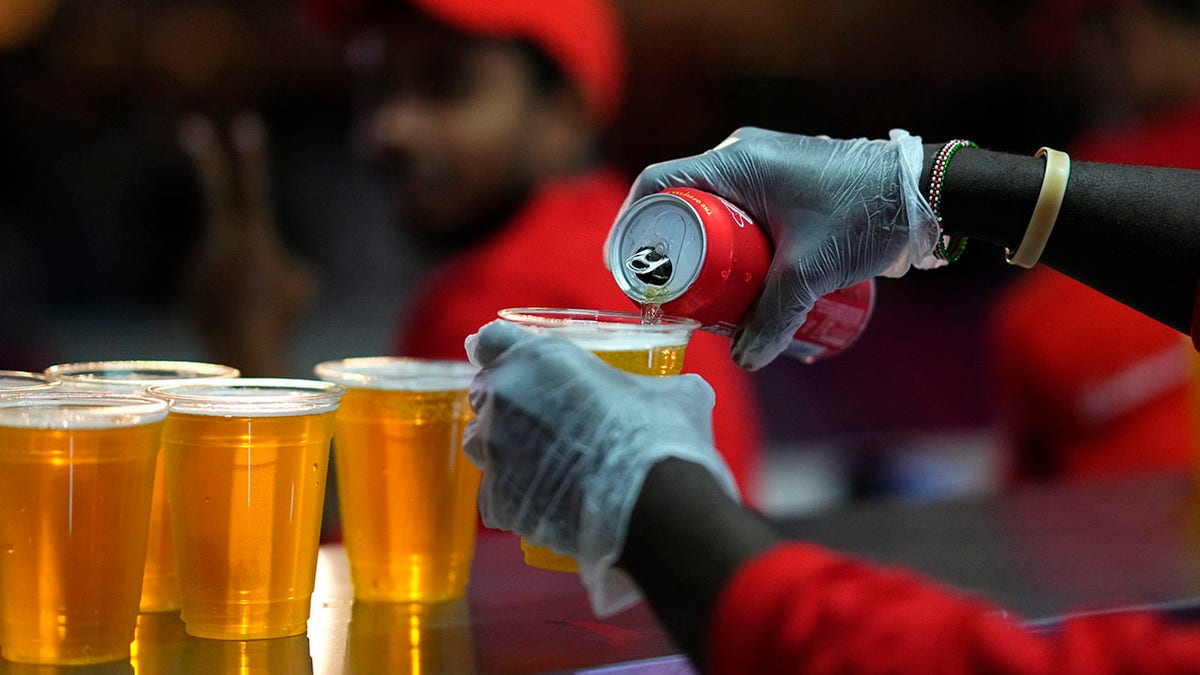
[179,112,316,376]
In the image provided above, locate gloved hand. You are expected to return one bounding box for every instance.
[463,320,739,617]
[618,128,940,370]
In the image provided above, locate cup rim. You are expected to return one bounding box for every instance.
[314,357,478,391]
[0,391,169,429]
[0,370,59,392]
[146,378,345,417]
[497,307,699,331]
[497,307,699,349]
[44,360,241,388]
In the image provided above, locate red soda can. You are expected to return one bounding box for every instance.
[608,187,875,363]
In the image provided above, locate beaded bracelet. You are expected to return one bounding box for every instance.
[927,139,978,262]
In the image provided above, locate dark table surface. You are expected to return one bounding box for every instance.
[7,471,1200,674]
[781,471,1200,624]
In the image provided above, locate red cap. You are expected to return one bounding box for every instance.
[304,0,625,123]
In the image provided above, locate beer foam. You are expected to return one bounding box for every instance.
[0,393,168,429]
[497,308,697,350]
[551,331,689,351]
[314,358,478,391]
[514,322,693,350]
[147,378,345,417]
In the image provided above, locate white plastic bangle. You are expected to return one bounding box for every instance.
[1006,147,1071,268]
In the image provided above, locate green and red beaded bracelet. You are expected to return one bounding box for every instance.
[927,139,977,262]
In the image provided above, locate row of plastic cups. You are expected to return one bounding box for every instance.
[0,357,479,666]
[0,307,700,666]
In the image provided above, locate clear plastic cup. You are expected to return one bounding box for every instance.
[0,392,167,665]
[315,357,480,602]
[44,360,240,613]
[146,378,344,640]
[496,308,699,572]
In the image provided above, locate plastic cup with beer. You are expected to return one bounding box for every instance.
[314,357,480,603]
[0,392,168,665]
[43,361,240,613]
[145,378,344,640]
[41,362,241,614]
[495,307,700,572]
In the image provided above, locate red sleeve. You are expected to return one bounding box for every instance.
[708,543,1200,674]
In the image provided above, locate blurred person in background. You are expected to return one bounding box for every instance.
[0,0,385,370]
[211,0,764,499]
[168,0,410,378]
[989,0,1200,484]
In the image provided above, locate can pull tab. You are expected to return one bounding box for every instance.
[624,246,673,285]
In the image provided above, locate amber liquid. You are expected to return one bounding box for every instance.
[593,345,686,376]
[45,361,240,613]
[334,388,479,602]
[523,344,688,572]
[0,423,160,665]
[139,450,179,612]
[162,411,335,640]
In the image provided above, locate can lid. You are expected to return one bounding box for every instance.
[608,193,706,304]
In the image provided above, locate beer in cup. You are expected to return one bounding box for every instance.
[43,361,240,613]
[146,378,344,640]
[495,308,699,572]
[0,392,167,665]
[314,357,480,602]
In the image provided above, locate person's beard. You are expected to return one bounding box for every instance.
[392,183,531,256]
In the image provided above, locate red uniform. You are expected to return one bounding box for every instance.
[990,98,1200,483]
[709,543,1200,674]
[991,269,1194,481]
[397,168,763,498]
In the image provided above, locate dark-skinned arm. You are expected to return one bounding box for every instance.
[926,144,1200,333]
[618,458,780,671]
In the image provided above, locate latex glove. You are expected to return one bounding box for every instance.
[463,320,739,617]
[618,128,940,370]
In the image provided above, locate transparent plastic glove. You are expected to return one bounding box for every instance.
[618,128,940,370]
[463,320,739,617]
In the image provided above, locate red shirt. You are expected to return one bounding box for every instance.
[709,543,1200,674]
[990,269,1194,482]
[396,168,763,498]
